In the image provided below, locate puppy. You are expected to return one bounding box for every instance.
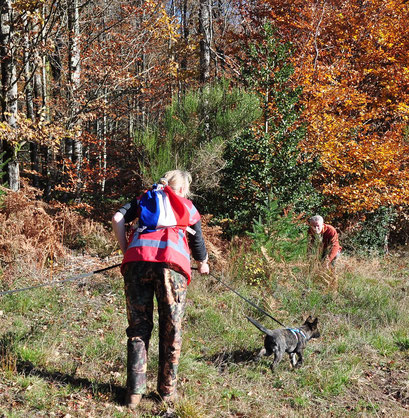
[246,315,320,370]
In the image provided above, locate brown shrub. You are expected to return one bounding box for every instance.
[0,183,115,282]
[201,215,230,272]
[0,187,64,281]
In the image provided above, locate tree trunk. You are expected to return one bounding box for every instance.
[68,0,83,199]
[39,3,54,194]
[40,4,48,121]
[139,1,146,128]
[68,0,83,196]
[24,19,34,121]
[23,15,41,187]
[0,0,19,191]
[178,0,189,96]
[168,0,176,98]
[97,109,107,195]
[199,0,212,83]
[42,145,52,200]
[33,18,43,117]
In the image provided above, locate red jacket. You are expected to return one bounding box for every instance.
[308,223,341,262]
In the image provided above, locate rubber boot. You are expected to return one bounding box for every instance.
[125,338,144,409]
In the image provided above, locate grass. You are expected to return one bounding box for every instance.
[1,252,409,417]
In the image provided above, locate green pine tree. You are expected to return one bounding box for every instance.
[220,24,322,235]
[136,79,261,208]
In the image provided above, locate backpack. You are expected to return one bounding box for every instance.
[137,184,190,234]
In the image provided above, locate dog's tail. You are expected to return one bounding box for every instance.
[245,315,274,336]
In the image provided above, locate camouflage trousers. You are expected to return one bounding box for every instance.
[123,261,187,397]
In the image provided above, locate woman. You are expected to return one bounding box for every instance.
[112,170,209,409]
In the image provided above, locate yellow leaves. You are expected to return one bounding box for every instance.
[14,0,45,13]
[168,59,179,78]
[144,0,180,43]
[0,116,65,149]
[0,121,15,140]
[397,103,409,120]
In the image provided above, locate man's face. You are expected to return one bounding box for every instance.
[309,220,323,234]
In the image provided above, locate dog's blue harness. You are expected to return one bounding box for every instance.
[287,328,307,340]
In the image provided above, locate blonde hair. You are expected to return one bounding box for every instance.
[159,170,192,198]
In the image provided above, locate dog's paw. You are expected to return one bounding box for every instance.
[258,348,267,358]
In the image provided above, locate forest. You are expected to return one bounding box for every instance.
[1,1,409,417]
[1,0,408,246]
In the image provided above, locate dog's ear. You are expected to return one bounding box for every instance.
[311,317,319,328]
[304,315,313,324]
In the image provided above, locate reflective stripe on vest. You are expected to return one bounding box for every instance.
[122,227,193,282]
[127,229,190,260]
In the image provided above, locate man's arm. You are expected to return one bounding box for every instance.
[325,225,341,263]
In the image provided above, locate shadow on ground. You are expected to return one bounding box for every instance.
[16,360,125,404]
[201,348,260,372]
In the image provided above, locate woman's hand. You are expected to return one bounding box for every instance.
[196,258,209,274]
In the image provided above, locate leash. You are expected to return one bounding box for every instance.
[192,267,286,328]
[0,263,122,297]
[2,262,286,329]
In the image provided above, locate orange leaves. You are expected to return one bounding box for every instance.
[266,0,409,216]
[315,130,409,214]
[235,1,409,216]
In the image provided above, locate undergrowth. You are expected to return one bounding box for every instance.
[0,183,116,283]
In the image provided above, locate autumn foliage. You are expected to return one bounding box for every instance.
[1,0,409,243]
[0,181,115,282]
[240,0,409,218]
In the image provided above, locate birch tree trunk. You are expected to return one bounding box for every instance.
[199,0,212,83]
[38,4,52,195]
[33,11,44,118]
[199,0,213,143]
[0,0,19,191]
[23,15,41,187]
[98,107,107,195]
[68,0,82,195]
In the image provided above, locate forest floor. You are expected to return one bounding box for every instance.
[0,189,409,417]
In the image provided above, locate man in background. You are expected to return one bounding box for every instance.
[308,215,341,269]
